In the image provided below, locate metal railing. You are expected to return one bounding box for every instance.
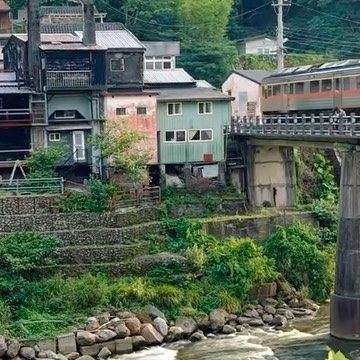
[0,109,31,125]
[109,186,161,209]
[0,177,65,196]
[227,114,360,138]
[0,149,31,162]
[46,70,91,88]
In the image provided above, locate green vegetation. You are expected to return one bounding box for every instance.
[326,350,349,360]
[57,176,113,213]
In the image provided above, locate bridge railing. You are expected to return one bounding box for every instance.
[227,113,360,137]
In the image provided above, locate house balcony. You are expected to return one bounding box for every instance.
[46,70,91,89]
[0,109,32,127]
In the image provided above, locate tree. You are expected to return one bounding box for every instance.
[92,120,151,183]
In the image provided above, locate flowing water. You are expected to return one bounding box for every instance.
[114,305,360,360]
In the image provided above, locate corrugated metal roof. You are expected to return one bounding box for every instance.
[144,69,195,84]
[157,87,232,102]
[143,41,180,56]
[40,5,100,15]
[40,22,123,34]
[233,70,272,84]
[196,80,215,89]
[40,43,104,51]
[14,33,81,43]
[75,30,145,49]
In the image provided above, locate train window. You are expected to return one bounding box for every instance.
[295,82,304,94]
[335,78,340,90]
[290,84,294,94]
[321,79,332,92]
[343,78,350,90]
[310,81,320,93]
[273,85,281,96]
[267,87,273,97]
[356,76,360,89]
[262,87,267,98]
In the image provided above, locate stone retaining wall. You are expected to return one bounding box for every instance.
[0,207,161,233]
[0,195,59,215]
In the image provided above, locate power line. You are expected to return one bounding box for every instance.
[287,33,360,48]
[292,3,360,26]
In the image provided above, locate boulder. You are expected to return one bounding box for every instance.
[124,318,141,336]
[153,317,168,337]
[95,330,117,343]
[77,356,95,360]
[143,305,166,321]
[222,325,236,334]
[97,347,111,359]
[271,315,288,327]
[301,299,320,312]
[196,314,210,331]
[66,352,80,360]
[19,347,36,360]
[264,305,276,315]
[165,327,184,342]
[115,338,133,355]
[291,308,314,317]
[249,319,264,327]
[57,333,77,354]
[189,331,206,342]
[260,298,278,307]
[236,317,252,325]
[276,309,295,320]
[114,323,130,338]
[228,314,238,321]
[140,324,164,345]
[0,336,7,357]
[85,317,100,332]
[131,336,146,350]
[116,312,136,320]
[262,314,274,324]
[44,350,58,358]
[209,309,228,332]
[235,325,246,332]
[243,309,260,319]
[256,308,265,316]
[288,298,300,308]
[175,317,198,336]
[76,331,97,346]
[97,313,110,326]
[37,351,47,358]
[55,354,68,360]
[228,320,238,328]
[7,339,21,358]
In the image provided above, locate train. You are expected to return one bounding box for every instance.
[261,59,360,115]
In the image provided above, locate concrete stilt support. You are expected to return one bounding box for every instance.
[331,150,360,340]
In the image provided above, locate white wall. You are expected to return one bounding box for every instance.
[222,73,262,117]
[245,38,277,55]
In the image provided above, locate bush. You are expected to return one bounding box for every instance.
[264,223,334,302]
[313,199,338,244]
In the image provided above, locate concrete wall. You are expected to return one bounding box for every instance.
[222,73,262,117]
[104,93,158,164]
[247,145,296,207]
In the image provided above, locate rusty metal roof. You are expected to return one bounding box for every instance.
[157,87,232,102]
[144,69,195,84]
[75,30,145,49]
[40,22,123,34]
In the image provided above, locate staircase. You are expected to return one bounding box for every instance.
[0,206,162,276]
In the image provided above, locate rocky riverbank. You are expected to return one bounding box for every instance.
[0,291,319,360]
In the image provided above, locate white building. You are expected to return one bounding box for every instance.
[238,35,282,55]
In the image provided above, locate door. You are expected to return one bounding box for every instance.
[73,131,85,162]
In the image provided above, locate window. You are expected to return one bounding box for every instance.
[189,129,213,142]
[167,103,182,115]
[164,130,186,143]
[0,98,3,109]
[116,107,126,116]
[335,78,340,90]
[227,90,232,96]
[198,102,213,114]
[295,82,304,94]
[267,86,273,97]
[110,59,125,72]
[310,81,320,93]
[145,56,174,70]
[49,132,61,142]
[321,79,332,92]
[54,110,75,119]
[356,76,360,89]
[257,48,263,55]
[263,48,270,55]
[289,84,294,94]
[343,77,350,90]
[273,85,281,96]
[137,107,147,115]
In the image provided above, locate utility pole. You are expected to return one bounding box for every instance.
[272,0,291,70]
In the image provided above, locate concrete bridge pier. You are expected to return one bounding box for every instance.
[246,145,296,208]
[331,149,360,340]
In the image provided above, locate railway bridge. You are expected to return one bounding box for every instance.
[226,114,360,341]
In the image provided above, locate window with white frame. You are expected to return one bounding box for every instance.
[116,107,126,116]
[188,129,213,142]
[137,107,147,115]
[167,103,182,115]
[145,56,175,70]
[49,132,61,142]
[54,110,75,119]
[164,130,186,143]
[198,102,213,114]
[110,58,125,72]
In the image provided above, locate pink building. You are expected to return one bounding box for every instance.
[222,70,271,118]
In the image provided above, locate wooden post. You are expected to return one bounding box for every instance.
[331,149,360,340]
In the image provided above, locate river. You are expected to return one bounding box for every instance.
[114,305,360,360]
